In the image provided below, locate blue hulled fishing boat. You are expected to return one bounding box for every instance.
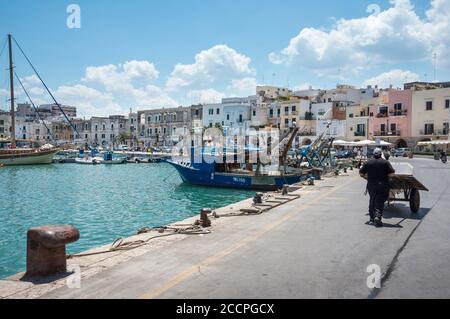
[167,126,310,190]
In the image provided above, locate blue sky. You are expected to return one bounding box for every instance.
[0,0,448,117]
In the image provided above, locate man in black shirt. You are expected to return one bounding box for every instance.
[359,148,396,227]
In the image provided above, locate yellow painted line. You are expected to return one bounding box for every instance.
[139,175,356,299]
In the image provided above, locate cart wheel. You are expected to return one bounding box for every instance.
[410,188,420,214]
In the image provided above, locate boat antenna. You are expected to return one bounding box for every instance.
[14,71,57,144]
[11,35,82,140]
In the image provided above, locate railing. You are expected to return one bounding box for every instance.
[376,113,388,118]
[420,129,448,136]
[389,110,408,116]
[354,131,366,137]
[373,130,401,136]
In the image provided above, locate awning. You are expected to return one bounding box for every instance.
[417,140,450,146]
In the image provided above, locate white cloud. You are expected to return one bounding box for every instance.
[229,77,258,94]
[269,0,450,75]
[187,89,226,104]
[363,69,420,89]
[166,45,255,91]
[55,84,122,117]
[83,60,159,92]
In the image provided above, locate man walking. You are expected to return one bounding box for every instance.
[359,148,396,227]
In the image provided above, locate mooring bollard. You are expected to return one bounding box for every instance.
[253,193,263,204]
[26,225,80,277]
[199,208,212,228]
[311,168,322,180]
[282,185,289,195]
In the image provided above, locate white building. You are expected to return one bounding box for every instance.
[202,103,224,128]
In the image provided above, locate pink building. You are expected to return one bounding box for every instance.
[368,89,412,148]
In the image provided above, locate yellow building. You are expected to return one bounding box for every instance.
[345,103,369,141]
[411,88,450,142]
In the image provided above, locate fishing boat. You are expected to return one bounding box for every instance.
[167,126,310,190]
[0,35,59,166]
[99,151,126,164]
[75,151,126,165]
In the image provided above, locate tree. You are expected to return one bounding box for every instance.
[117,132,131,145]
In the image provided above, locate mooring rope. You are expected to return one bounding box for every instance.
[67,225,211,259]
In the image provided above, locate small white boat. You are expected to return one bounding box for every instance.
[75,157,102,165]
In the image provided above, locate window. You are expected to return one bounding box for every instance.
[148,116,152,123]
[379,106,388,115]
[390,123,397,132]
[426,101,433,111]
[269,109,274,118]
[292,105,296,112]
[216,108,220,115]
[446,99,450,109]
[349,113,354,118]
[101,134,106,139]
[380,124,386,133]
[444,123,449,135]
[239,114,243,123]
[394,103,403,115]
[253,110,256,117]
[102,124,106,130]
[424,123,434,135]
[0,120,4,125]
[285,119,289,125]
[209,109,213,115]
[226,114,230,121]
[285,107,289,114]
[356,124,365,136]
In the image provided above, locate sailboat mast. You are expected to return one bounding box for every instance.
[8,34,16,149]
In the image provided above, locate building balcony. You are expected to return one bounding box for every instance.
[376,113,388,118]
[420,129,449,136]
[354,131,366,137]
[389,110,408,117]
[373,130,401,137]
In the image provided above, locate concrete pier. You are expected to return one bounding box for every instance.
[1,158,449,299]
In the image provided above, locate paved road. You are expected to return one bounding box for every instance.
[43,158,450,299]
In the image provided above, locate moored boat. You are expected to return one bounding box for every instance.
[0,147,59,166]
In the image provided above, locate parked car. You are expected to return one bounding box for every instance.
[394,148,412,157]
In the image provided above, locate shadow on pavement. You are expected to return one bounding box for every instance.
[364,205,431,228]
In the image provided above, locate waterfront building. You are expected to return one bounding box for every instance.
[138,106,192,147]
[38,103,77,119]
[88,115,129,148]
[368,89,413,148]
[316,85,375,105]
[256,86,292,100]
[411,87,450,143]
[345,103,370,141]
[222,97,253,133]
[0,111,11,139]
[202,103,223,128]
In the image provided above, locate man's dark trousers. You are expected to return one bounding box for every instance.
[367,181,390,219]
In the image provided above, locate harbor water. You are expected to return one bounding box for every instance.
[0,163,253,279]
